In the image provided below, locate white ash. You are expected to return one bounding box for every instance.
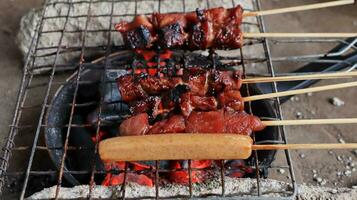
[28,177,357,200]
[329,97,345,107]
[17,0,263,74]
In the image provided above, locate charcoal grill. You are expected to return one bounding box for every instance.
[1,0,357,199]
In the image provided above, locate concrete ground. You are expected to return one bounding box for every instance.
[0,0,356,192]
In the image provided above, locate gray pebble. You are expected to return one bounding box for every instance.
[296,111,303,119]
[299,153,306,159]
[338,138,346,144]
[328,150,333,155]
[337,172,342,176]
[312,169,317,174]
[344,170,352,176]
[331,189,338,194]
[278,169,285,174]
[337,155,343,161]
[329,97,345,107]
[353,150,357,157]
[352,168,356,172]
[307,92,313,97]
[352,185,357,189]
[314,177,322,183]
[290,96,299,102]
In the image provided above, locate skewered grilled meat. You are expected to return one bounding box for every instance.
[185,109,264,136]
[116,69,242,103]
[115,15,157,49]
[115,6,244,50]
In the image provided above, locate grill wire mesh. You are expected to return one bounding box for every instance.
[0,0,356,199]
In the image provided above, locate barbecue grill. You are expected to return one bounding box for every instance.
[1,0,357,199]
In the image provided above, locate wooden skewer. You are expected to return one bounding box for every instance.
[243,80,357,102]
[262,118,357,126]
[243,33,357,38]
[243,0,354,17]
[243,32,357,38]
[242,71,357,84]
[252,143,357,150]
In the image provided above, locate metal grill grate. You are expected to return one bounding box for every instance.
[0,0,356,199]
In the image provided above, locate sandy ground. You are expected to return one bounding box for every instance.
[0,0,356,195]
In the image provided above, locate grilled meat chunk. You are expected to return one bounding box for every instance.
[147,115,186,134]
[119,113,150,136]
[117,75,148,102]
[218,90,244,111]
[115,15,157,49]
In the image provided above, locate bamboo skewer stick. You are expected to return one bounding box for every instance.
[243,32,357,38]
[243,0,354,17]
[252,143,357,150]
[262,118,357,126]
[243,81,357,102]
[242,71,357,84]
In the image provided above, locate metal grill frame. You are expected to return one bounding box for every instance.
[1,0,357,199]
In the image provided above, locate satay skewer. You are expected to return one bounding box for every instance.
[263,118,357,126]
[243,0,354,17]
[242,71,357,84]
[243,32,357,38]
[99,134,357,161]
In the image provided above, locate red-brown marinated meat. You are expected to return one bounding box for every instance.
[186,110,225,133]
[119,113,150,136]
[210,70,242,93]
[115,15,157,49]
[224,109,265,136]
[130,96,171,119]
[117,75,148,102]
[182,68,209,96]
[115,6,244,50]
[139,76,182,95]
[185,109,265,135]
[180,93,218,117]
[147,115,186,134]
[218,90,244,111]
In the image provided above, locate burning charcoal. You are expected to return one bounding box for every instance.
[168,160,212,184]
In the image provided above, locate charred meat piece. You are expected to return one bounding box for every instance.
[224,109,265,136]
[218,90,244,111]
[186,110,225,133]
[115,6,244,50]
[180,92,218,117]
[117,75,148,102]
[210,70,242,93]
[182,68,209,96]
[139,76,182,95]
[115,15,157,49]
[119,113,150,136]
[158,23,188,48]
[130,96,170,119]
[147,115,186,134]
